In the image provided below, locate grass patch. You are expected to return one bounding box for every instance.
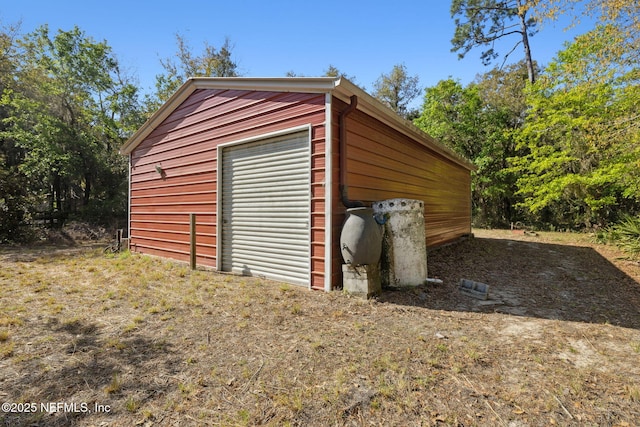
[0,316,23,327]
[125,396,141,412]
[0,341,15,358]
[105,374,122,394]
[1,232,639,425]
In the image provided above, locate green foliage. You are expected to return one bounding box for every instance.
[414,78,482,159]
[146,35,239,112]
[0,24,143,233]
[0,23,31,242]
[0,154,30,242]
[414,61,531,227]
[371,64,421,118]
[533,0,639,65]
[513,25,640,228]
[600,215,640,258]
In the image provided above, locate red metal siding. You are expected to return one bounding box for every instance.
[130,89,326,286]
[330,97,472,288]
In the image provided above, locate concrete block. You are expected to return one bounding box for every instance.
[342,264,381,299]
[459,279,489,300]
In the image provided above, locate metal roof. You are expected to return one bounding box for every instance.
[120,77,476,171]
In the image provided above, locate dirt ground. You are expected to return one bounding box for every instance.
[1,229,639,426]
[389,229,640,329]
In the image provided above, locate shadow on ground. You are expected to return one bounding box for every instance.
[0,316,178,427]
[377,236,640,330]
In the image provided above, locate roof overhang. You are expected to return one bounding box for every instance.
[332,78,476,171]
[120,76,476,171]
[120,77,339,155]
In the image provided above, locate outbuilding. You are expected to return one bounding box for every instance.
[120,77,475,291]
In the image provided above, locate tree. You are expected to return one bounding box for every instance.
[323,64,357,82]
[0,21,31,240]
[148,34,239,111]
[0,153,29,242]
[451,0,538,83]
[371,64,421,118]
[473,62,532,225]
[0,25,142,227]
[513,25,640,228]
[414,61,531,226]
[414,78,483,159]
[532,0,639,67]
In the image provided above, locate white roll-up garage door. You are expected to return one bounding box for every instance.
[220,130,310,286]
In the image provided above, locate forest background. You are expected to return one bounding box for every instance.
[0,0,638,251]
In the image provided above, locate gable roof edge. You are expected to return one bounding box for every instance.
[120,77,340,155]
[333,78,476,171]
[120,79,197,155]
[120,77,476,172]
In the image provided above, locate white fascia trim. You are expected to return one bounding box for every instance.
[191,76,339,93]
[324,93,333,292]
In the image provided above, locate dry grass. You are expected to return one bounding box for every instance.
[0,230,639,426]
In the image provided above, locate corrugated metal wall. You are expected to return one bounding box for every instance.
[129,89,327,289]
[330,97,472,287]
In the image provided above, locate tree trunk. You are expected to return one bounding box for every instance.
[84,172,91,205]
[53,173,62,227]
[519,8,535,83]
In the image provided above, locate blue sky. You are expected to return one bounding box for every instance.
[2,1,595,105]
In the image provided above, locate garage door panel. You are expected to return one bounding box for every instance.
[231,235,308,247]
[228,171,307,184]
[221,130,310,286]
[230,211,308,218]
[227,249,310,266]
[232,157,307,167]
[229,224,308,234]
[223,191,309,201]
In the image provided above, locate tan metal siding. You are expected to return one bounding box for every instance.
[129,90,326,278]
[330,97,472,287]
[346,110,472,245]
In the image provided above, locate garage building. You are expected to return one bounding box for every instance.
[120,77,475,290]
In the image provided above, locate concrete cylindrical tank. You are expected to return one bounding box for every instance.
[373,198,427,287]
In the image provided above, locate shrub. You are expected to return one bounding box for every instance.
[602,215,640,258]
